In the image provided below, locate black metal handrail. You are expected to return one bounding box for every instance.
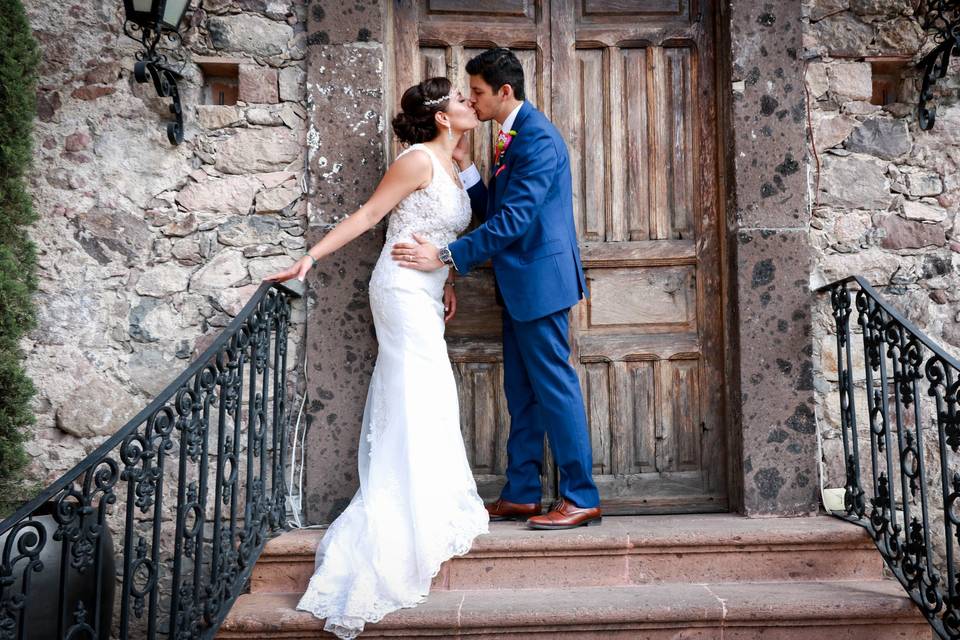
[819,275,960,640]
[0,281,299,640]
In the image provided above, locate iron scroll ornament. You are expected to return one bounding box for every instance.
[134,56,184,145]
[122,1,190,145]
[818,275,960,639]
[915,0,960,130]
[0,282,298,640]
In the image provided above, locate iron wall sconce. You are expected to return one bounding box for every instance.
[915,0,960,130]
[122,0,191,144]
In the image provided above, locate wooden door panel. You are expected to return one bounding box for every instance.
[426,0,533,18]
[571,45,697,244]
[580,0,689,19]
[555,0,725,512]
[610,47,650,242]
[586,266,696,330]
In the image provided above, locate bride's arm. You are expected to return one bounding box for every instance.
[263,151,431,282]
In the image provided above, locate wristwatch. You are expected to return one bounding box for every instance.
[438,246,455,267]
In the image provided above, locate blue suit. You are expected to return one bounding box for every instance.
[449,102,600,509]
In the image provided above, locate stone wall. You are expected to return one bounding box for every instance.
[803,0,960,487]
[804,0,960,579]
[21,0,309,488]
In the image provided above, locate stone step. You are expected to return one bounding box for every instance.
[250,514,883,594]
[218,580,930,639]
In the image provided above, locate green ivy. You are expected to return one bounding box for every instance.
[0,0,40,518]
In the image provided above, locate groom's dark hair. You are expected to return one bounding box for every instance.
[466,48,526,101]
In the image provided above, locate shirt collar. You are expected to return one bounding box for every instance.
[501,101,524,134]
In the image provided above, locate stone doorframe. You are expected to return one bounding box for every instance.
[300,0,817,523]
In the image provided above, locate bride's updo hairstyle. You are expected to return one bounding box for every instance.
[392,77,453,145]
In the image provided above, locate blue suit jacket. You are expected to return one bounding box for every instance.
[448,102,588,322]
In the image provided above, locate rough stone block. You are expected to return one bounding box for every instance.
[876,214,947,249]
[828,62,873,101]
[806,62,829,99]
[901,199,947,223]
[218,215,288,247]
[844,117,911,159]
[256,183,300,213]
[905,171,943,197]
[818,153,892,209]
[810,13,875,57]
[239,64,279,104]
[214,127,302,174]
[136,263,192,297]
[53,359,141,437]
[127,349,185,397]
[189,249,248,291]
[279,65,306,101]
[246,107,284,126]
[207,14,294,57]
[196,105,243,130]
[248,255,295,281]
[176,175,262,214]
[812,111,856,151]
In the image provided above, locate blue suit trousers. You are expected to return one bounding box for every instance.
[499,307,600,509]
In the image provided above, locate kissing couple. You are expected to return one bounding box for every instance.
[264,47,601,639]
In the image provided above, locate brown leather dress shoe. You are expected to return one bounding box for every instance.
[485,498,541,521]
[526,498,601,530]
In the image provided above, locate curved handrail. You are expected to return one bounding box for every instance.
[0,280,301,640]
[817,274,960,640]
[0,281,300,535]
[816,274,960,372]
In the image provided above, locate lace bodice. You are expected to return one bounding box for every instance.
[384,144,472,247]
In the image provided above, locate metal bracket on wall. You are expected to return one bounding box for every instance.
[915,0,960,130]
[134,56,185,145]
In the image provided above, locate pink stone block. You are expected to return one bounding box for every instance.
[238,64,279,104]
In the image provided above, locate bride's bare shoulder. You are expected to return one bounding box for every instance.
[389,146,433,189]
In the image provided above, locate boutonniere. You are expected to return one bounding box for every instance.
[494,129,517,166]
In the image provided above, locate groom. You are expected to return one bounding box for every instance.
[392,48,601,530]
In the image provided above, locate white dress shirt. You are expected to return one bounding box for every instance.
[458,101,524,190]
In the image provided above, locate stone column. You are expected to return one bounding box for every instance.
[727,0,818,515]
[301,0,387,523]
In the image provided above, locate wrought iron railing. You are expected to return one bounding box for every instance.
[0,281,299,640]
[819,275,960,640]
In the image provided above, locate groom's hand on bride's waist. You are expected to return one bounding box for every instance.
[392,233,443,271]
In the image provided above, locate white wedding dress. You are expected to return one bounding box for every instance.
[296,143,490,638]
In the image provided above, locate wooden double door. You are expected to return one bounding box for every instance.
[393,0,728,513]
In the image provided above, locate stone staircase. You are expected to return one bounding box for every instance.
[218,514,932,639]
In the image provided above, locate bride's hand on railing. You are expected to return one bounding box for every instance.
[263,255,315,283]
[443,281,457,323]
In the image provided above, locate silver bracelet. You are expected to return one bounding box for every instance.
[444,280,455,288]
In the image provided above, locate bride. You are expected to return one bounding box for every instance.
[263,77,490,638]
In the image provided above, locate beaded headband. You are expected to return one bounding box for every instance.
[422,93,452,107]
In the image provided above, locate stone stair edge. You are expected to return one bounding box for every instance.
[221,580,922,634]
[261,514,875,558]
